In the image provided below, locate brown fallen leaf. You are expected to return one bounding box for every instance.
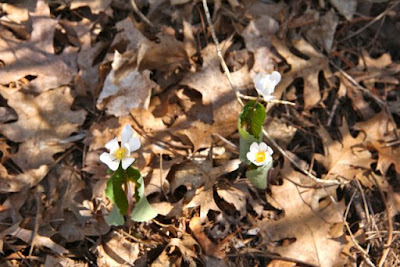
[314,119,374,185]
[151,234,200,267]
[0,86,87,171]
[96,50,158,116]
[70,0,112,14]
[258,159,345,267]
[189,216,225,259]
[355,111,400,174]
[0,224,69,255]
[304,9,338,52]
[176,41,249,150]
[240,15,278,74]
[0,0,78,92]
[273,37,330,109]
[0,163,49,193]
[97,231,140,266]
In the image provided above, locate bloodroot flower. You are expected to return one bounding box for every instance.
[253,71,281,101]
[100,125,141,171]
[246,142,273,167]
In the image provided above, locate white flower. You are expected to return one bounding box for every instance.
[247,142,273,166]
[253,71,281,101]
[100,125,141,171]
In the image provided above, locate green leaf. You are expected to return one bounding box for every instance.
[105,169,129,215]
[105,205,125,226]
[238,100,266,163]
[238,100,266,138]
[125,166,141,183]
[246,162,273,189]
[131,195,158,222]
[131,175,158,222]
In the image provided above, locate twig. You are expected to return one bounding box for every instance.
[344,192,376,267]
[340,1,400,42]
[130,0,156,30]
[201,0,243,106]
[330,61,399,140]
[28,191,41,257]
[239,94,296,106]
[262,129,342,186]
[374,175,394,267]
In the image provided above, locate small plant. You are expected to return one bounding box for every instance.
[238,71,280,189]
[100,125,157,225]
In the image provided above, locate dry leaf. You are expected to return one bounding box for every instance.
[328,0,357,21]
[176,42,248,150]
[0,224,69,255]
[151,234,200,267]
[355,111,400,174]
[0,86,87,170]
[0,0,77,92]
[97,50,158,116]
[189,216,225,259]
[187,187,222,222]
[314,119,374,185]
[304,9,338,52]
[273,37,330,109]
[258,159,345,267]
[70,0,112,13]
[241,15,278,74]
[0,164,49,193]
[97,231,140,266]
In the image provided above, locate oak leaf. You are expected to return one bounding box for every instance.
[314,119,374,185]
[355,111,400,174]
[257,159,345,267]
[0,86,87,171]
[0,0,77,92]
[273,37,330,109]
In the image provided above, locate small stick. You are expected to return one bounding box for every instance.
[262,129,343,186]
[340,1,400,42]
[344,192,376,267]
[201,0,243,106]
[239,94,296,106]
[130,0,156,30]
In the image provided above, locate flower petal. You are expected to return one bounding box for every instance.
[259,142,267,151]
[127,136,141,152]
[249,142,259,153]
[123,143,131,156]
[105,137,119,152]
[100,152,120,171]
[247,151,256,163]
[270,71,281,84]
[121,157,135,170]
[121,125,134,145]
[266,146,274,155]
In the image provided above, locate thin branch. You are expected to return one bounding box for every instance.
[343,192,376,267]
[130,0,156,30]
[262,129,343,186]
[201,0,243,106]
[340,1,400,42]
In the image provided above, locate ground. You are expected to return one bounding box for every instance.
[0,0,400,266]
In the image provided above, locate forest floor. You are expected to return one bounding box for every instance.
[0,0,400,266]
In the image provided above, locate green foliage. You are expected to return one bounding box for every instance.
[131,176,158,222]
[105,205,125,226]
[238,100,266,163]
[105,167,128,215]
[105,166,158,225]
[246,162,272,190]
[238,100,274,189]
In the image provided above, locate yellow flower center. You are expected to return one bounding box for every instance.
[114,147,127,160]
[255,151,266,163]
